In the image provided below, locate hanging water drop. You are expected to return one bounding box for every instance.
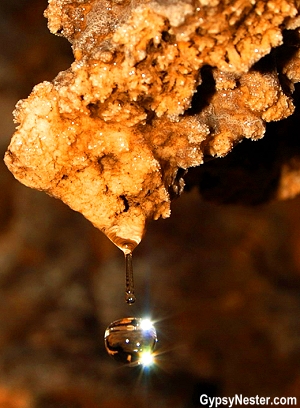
[104,317,157,366]
[125,252,136,304]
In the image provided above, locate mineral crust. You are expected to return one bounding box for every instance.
[4,0,300,250]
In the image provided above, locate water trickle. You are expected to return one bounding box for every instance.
[125,252,136,304]
[104,317,157,366]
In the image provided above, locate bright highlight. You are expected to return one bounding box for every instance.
[139,351,154,367]
[140,318,154,331]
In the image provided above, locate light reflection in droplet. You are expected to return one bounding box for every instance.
[104,317,157,366]
[139,351,154,367]
[140,318,154,331]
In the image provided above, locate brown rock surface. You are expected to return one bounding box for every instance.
[5,0,300,251]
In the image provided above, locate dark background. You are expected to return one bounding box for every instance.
[0,1,300,407]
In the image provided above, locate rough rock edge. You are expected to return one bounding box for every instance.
[4,0,300,250]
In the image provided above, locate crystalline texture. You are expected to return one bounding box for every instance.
[4,0,300,249]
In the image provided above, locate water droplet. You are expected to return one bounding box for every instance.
[125,252,136,304]
[104,317,158,366]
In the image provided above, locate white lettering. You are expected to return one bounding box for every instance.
[228,396,234,408]
[199,394,208,406]
[208,396,215,407]
[222,397,228,406]
[215,397,222,407]
[199,394,297,406]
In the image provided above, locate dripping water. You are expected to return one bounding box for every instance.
[125,252,136,304]
[104,248,159,366]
